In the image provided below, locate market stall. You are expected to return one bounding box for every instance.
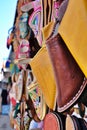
[6,0,87,130]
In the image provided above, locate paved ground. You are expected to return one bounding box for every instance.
[0,114,14,130]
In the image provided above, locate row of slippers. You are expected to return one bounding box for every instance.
[43,111,87,130]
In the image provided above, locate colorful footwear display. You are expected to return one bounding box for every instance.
[5,0,87,129]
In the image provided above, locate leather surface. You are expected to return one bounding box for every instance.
[58,0,87,77]
[46,34,85,112]
[43,112,61,130]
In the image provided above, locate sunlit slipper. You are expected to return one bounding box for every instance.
[28,81,47,121]
[29,45,57,110]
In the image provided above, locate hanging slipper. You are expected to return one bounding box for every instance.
[29,45,57,110]
[43,111,66,130]
[66,114,87,130]
[28,81,47,121]
[28,6,42,45]
[19,12,29,39]
[46,34,87,112]
[14,39,32,67]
